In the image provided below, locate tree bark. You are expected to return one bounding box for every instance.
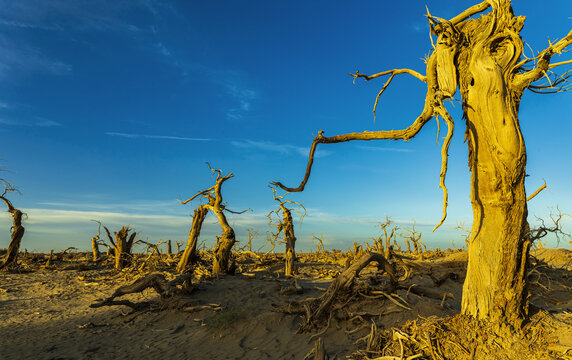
[91,236,100,262]
[271,0,572,328]
[176,205,208,273]
[283,208,296,277]
[105,226,136,270]
[1,208,25,269]
[212,210,236,275]
[456,4,530,326]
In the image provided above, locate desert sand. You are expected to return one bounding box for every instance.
[0,247,570,360]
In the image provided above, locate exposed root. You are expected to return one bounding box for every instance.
[90,273,192,310]
[277,252,396,333]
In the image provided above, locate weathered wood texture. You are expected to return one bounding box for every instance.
[272,0,572,326]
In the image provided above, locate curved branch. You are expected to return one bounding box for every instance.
[448,1,491,25]
[513,29,572,91]
[526,181,547,202]
[432,106,455,232]
[349,68,426,83]
[179,185,215,205]
[224,207,251,214]
[271,100,435,192]
[0,195,14,212]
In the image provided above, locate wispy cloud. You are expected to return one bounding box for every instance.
[200,68,259,121]
[356,145,414,153]
[106,132,212,141]
[0,117,61,127]
[0,35,72,78]
[0,19,61,31]
[231,140,332,157]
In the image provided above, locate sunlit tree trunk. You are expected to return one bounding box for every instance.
[176,205,209,273]
[0,182,25,269]
[282,208,297,277]
[1,208,24,269]
[272,0,572,328]
[456,4,530,324]
[211,208,236,275]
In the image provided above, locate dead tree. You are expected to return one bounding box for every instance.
[176,204,209,273]
[90,220,102,262]
[403,222,425,260]
[103,225,137,270]
[375,217,398,258]
[178,163,248,275]
[0,180,25,269]
[278,251,396,332]
[273,1,572,327]
[268,186,306,277]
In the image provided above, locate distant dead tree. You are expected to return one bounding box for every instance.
[90,220,103,262]
[267,186,306,277]
[374,217,398,259]
[0,179,25,269]
[178,163,249,275]
[273,1,572,327]
[103,225,137,270]
[402,222,426,259]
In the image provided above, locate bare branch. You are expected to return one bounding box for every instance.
[432,105,455,232]
[103,225,116,248]
[179,186,215,205]
[271,100,435,193]
[526,181,548,202]
[447,1,491,25]
[549,59,572,69]
[349,68,426,83]
[224,207,252,214]
[514,29,572,90]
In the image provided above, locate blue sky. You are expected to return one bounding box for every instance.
[1,0,571,253]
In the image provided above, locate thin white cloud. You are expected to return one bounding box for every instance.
[231,140,333,157]
[106,132,212,141]
[0,19,61,31]
[205,69,259,121]
[0,35,72,78]
[0,117,61,127]
[356,145,414,153]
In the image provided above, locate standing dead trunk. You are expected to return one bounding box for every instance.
[176,205,209,273]
[456,7,530,324]
[104,226,137,270]
[90,221,102,262]
[211,209,236,275]
[268,187,305,277]
[1,208,25,269]
[283,209,296,277]
[179,164,244,276]
[271,0,572,328]
[0,182,25,269]
[91,236,100,262]
[166,240,172,256]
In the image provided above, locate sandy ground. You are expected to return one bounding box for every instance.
[0,248,570,360]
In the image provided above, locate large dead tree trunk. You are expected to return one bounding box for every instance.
[104,225,137,270]
[0,183,25,269]
[210,200,236,275]
[179,164,246,276]
[455,4,530,325]
[268,187,305,277]
[272,0,572,327]
[1,208,24,269]
[283,208,296,277]
[176,205,208,273]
